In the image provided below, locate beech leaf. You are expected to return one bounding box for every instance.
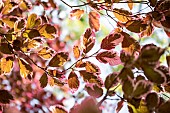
[68,71,79,92]
[50,105,68,113]
[0,90,14,104]
[69,9,84,20]
[0,56,13,74]
[113,8,132,22]
[39,73,48,88]
[146,92,159,110]
[38,47,54,60]
[89,11,100,32]
[18,58,33,78]
[116,100,124,113]
[0,43,13,54]
[85,61,101,75]
[86,84,103,98]
[157,100,170,113]
[48,52,69,67]
[73,46,80,59]
[26,13,37,29]
[104,72,118,89]
[122,77,134,98]
[101,32,124,50]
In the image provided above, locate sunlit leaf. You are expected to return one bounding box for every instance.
[69,9,84,20]
[39,73,48,88]
[14,19,25,32]
[18,58,33,78]
[19,0,31,11]
[0,90,13,104]
[101,32,124,50]
[68,71,79,92]
[26,39,41,49]
[89,11,100,32]
[146,92,159,110]
[104,72,118,89]
[113,8,132,22]
[85,61,101,75]
[73,46,80,59]
[38,24,56,39]
[26,13,37,29]
[1,2,16,14]
[0,43,13,54]
[50,105,68,113]
[86,84,103,98]
[48,52,69,67]
[1,57,13,74]
[140,23,154,38]
[133,80,152,98]
[1,17,18,28]
[38,47,54,60]
[128,0,133,10]
[125,20,147,33]
[96,50,121,66]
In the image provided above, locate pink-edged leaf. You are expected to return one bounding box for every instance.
[68,71,79,92]
[85,61,101,75]
[86,84,103,98]
[104,72,118,89]
[69,9,84,20]
[82,28,95,53]
[101,32,124,50]
[70,96,100,113]
[48,52,69,67]
[89,11,100,32]
[122,77,134,98]
[50,105,68,113]
[116,100,124,113]
[39,73,48,88]
[96,50,121,66]
[73,45,81,59]
[140,23,154,38]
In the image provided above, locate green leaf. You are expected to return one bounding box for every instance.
[0,90,13,104]
[122,77,134,98]
[48,52,69,67]
[39,73,48,88]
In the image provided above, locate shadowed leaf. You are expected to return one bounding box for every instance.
[0,90,13,104]
[104,72,118,89]
[86,84,103,98]
[157,100,170,113]
[39,73,48,88]
[0,43,13,54]
[146,92,159,110]
[149,0,157,7]
[122,77,134,98]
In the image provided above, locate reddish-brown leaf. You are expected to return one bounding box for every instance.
[149,0,157,7]
[146,92,159,110]
[116,100,124,113]
[69,9,84,20]
[125,20,147,33]
[0,43,13,54]
[122,77,134,98]
[96,50,121,66]
[101,32,124,50]
[157,100,170,113]
[86,84,103,98]
[0,90,13,104]
[89,11,100,32]
[50,105,68,113]
[104,72,118,89]
[68,71,79,92]
[39,73,48,88]
[48,52,69,67]
[73,46,81,59]
[85,61,101,75]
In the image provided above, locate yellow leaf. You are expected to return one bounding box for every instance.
[18,58,33,78]
[50,105,67,113]
[27,39,41,49]
[1,17,17,28]
[38,47,53,59]
[89,11,100,32]
[1,2,13,14]
[38,24,56,39]
[113,8,132,22]
[73,46,80,59]
[26,13,37,29]
[69,9,84,20]
[128,0,133,10]
[1,57,13,74]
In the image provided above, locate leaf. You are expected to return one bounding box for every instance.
[1,56,13,74]
[167,56,170,67]
[48,52,69,67]
[50,105,68,113]
[82,28,95,53]
[0,43,13,54]
[122,77,134,98]
[113,8,132,22]
[85,61,101,75]
[142,66,166,84]
[149,0,157,7]
[68,71,79,92]
[28,29,40,39]
[157,100,170,113]
[96,50,121,66]
[121,32,140,55]
[128,0,133,10]
[38,24,56,39]
[19,0,31,11]
[38,47,54,59]
[125,20,147,33]
[73,46,80,59]
[101,32,124,50]
[118,67,134,82]
[89,11,100,32]
[116,100,124,113]
[18,58,33,78]
[1,17,18,28]
[39,73,48,88]
[69,9,84,20]
[86,84,103,98]
[26,39,41,49]
[0,90,13,104]
[140,23,154,38]
[133,80,152,98]
[146,92,159,110]
[26,13,37,29]
[104,72,118,89]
